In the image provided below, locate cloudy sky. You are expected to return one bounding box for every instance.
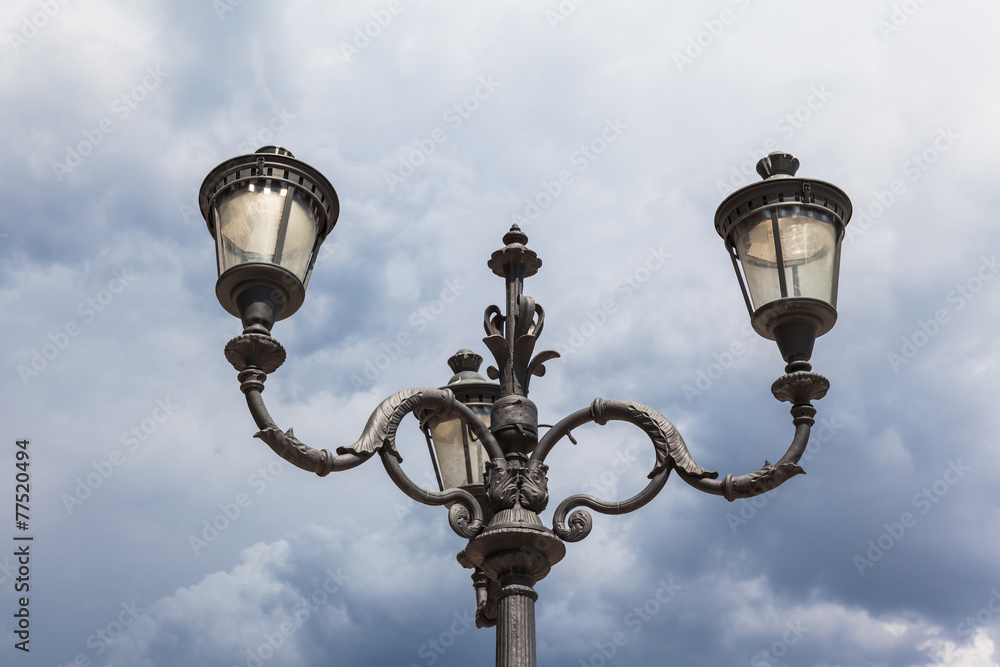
[1,0,998,665]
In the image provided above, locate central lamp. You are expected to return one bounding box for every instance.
[420,349,501,491]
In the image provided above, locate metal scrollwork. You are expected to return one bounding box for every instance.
[251,387,441,475]
[381,449,485,540]
[228,332,503,539]
[483,296,559,397]
[535,399,718,542]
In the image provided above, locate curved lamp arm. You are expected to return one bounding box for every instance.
[225,332,506,539]
[533,370,830,542]
[533,398,717,542]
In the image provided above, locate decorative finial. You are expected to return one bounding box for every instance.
[756,152,799,180]
[503,224,529,247]
[488,225,541,279]
[448,349,484,375]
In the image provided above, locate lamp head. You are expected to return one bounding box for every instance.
[200,146,338,332]
[715,152,851,365]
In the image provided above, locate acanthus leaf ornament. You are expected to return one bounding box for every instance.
[482,458,549,514]
[519,459,549,513]
[484,458,519,513]
[335,388,431,461]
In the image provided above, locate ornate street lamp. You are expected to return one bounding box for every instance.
[715,151,851,368]
[202,147,851,667]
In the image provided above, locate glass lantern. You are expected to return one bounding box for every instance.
[200,146,338,330]
[420,350,502,491]
[715,152,851,363]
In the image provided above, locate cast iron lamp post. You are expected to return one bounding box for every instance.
[200,146,851,667]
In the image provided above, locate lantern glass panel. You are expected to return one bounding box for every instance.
[429,404,490,489]
[215,184,320,282]
[734,205,839,310]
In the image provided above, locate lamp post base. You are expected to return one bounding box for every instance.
[458,518,565,667]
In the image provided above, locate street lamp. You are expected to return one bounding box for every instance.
[200,145,339,332]
[419,349,501,492]
[201,148,851,667]
[715,151,851,368]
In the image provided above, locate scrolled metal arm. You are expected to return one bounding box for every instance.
[245,381,368,475]
[675,370,830,501]
[380,450,489,539]
[672,403,815,502]
[248,384,437,476]
[535,372,828,540]
[371,392,505,539]
[534,399,717,542]
[228,333,506,539]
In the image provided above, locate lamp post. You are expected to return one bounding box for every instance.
[200,147,851,667]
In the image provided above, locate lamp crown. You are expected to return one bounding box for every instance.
[756,152,800,180]
[447,349,487,383]
[255,145,294,157]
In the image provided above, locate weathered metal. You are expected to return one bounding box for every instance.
[209,150,847,667]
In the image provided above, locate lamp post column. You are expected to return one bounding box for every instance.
[457,224,568,667]
[459,519,565,667]
[488,552,542,667]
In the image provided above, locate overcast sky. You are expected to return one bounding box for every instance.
[1,0,998,665]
